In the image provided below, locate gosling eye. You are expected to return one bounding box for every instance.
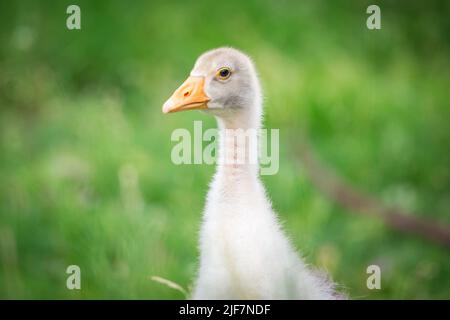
[216,67,232,80]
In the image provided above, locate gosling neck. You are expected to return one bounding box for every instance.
[214,109,261,179]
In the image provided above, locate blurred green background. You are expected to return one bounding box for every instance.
[0,0,449,299]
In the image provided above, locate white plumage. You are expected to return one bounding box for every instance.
[163,47,344,299]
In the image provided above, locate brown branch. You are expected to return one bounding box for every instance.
[296,138,450,250]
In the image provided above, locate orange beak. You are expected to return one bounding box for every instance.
[162,76,210,114]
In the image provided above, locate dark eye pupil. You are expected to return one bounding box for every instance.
[220,69,229,77]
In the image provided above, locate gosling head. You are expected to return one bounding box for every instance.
[162,47,262,126]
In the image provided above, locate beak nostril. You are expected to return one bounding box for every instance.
[163,76,208,113]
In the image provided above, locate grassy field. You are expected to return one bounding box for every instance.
[0,0,449,299]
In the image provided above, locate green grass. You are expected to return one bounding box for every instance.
[0,0,449,299]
